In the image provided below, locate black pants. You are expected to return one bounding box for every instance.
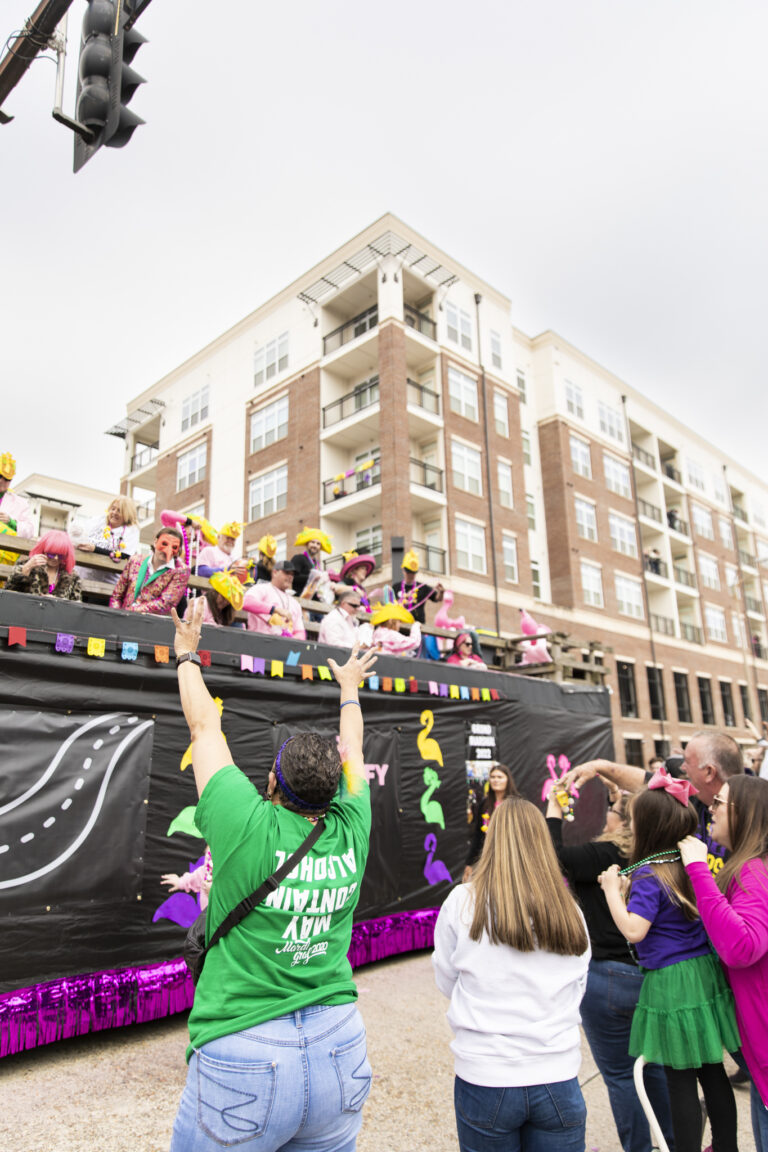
[664,1064,737,1152]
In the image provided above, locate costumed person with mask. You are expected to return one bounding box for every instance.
[110,527,190,615]
[391,549,444,624]
[369,603,421,656]
[0,452,35,567]
[185,572,245,628]
[197,521,243,577]
[291,527,334,599]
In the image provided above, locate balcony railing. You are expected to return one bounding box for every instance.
[322,378,379,427]
[407,378,441,415]
[673,565,697,588]
[753,639,767,659]
[324,550,382,573]
[638,498,662,522]
[681,623,704,644]
[739,549,758,569]
[135,498,156,522]
[411,540,446,574]
[643,555,668,578]
[667,513,690,536]
[662,461,682,484]
[404,303,436,340]
[409,458,444,492]
[323,305,378,356]
[732,504,748,522]
[322,459,381,504]
[650,613,676,636]
[632,443,656,469]
[746,595,764,615]
[131,444,158,472]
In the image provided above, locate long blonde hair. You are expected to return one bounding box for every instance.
[469,797,588,955]
[594,792,633,858]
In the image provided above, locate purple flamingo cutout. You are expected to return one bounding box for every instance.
[423,833,452,885]
[152,854,205,928]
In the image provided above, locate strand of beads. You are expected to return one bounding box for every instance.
[619,850,681,876]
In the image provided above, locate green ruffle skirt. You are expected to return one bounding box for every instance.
[629,952,740,1069]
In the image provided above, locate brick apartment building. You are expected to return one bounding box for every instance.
[107,214,768,763]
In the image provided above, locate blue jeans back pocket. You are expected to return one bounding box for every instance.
[196,1050,277,1146]
[330,1031,372,1113]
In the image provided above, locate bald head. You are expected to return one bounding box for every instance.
[683,731,744,805]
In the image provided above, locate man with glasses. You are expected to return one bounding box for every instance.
[318,587,372,649]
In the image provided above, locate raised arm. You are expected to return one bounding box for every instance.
[562,758,647,794]
[172,598,233,798]
[327,644,377,785]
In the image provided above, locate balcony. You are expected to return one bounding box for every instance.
[733,504,748,523]
[410,458,443,492]
[323,305,378,356]
[407,378,441,416]
[667,513,690,537]
[322,459,381,516]
[681,623,704,644]
[411,540,446,575]
[135,498,156,522]
[661,460,682,484]
[746,595,765,616]
[650,613,676,636]
[322,378,380,428]
[739,549,758,569]
[404,303,436,341]
[673,565,697,589]
[643,555,668,578]
[131,444,158,473]
[638,498,662,523]
[632,443,656,470]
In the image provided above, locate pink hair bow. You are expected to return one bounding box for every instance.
[647,764,698,806]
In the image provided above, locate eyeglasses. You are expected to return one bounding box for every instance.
[710,793,731,811]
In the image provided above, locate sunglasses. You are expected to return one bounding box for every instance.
[710,793,731,811]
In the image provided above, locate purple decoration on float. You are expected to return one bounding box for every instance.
[438,682,449,697]
[152,892,199,929]
[55,633,75,654]
[423,833,452,885]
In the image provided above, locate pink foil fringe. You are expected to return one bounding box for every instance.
[0,909,438,1059]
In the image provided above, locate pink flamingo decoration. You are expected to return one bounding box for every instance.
[519,608,552,665]
[434,589,465,632]
[540,754,578,803]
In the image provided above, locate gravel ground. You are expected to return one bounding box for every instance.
[0,952,756,1152]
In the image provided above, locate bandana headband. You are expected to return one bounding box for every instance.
[648,763,698,806]
[273,737,326,813]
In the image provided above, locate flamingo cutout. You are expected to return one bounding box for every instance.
[540,754,578,802]
[423,833,452,884]
[434,589,465,632]
[420,766,445,829]
[519,608,552,665]
[417,710,443,766]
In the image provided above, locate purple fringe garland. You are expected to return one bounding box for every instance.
[0,908,439,1059]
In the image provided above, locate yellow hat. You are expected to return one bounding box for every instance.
[188,514,218,546]
[371,602,415,627]
[256,534,277,559]
[294,527,333,554]
[0,521,20,566]
[220,521,243,540]
[0,452,17,481]
[210,572,245,611]
[401,549,419,572]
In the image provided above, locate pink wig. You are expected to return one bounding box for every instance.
[30,530,76,573]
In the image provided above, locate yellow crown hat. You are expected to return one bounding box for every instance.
[188,514,218,546]
[220,521,244,540]
[256,534,277,559]
[0,452,17,481]
[210,571,245,611]
[371,602,415,627]
[295,527,333,554]
[401,549,420,572]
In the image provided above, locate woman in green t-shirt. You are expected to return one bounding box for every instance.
[169,599,378,1152]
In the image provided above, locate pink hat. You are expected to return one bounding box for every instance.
[339,552,376,581]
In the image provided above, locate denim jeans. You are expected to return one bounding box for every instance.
[752,1084,768,1152]
[580,958,674,1152]
[454,1075,586,1152]
[170,1003,371,1152]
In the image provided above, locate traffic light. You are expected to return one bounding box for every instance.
[73,0,147,173]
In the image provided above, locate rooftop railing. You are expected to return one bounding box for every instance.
[403,303,436,340]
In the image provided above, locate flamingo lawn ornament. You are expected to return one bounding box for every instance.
[417,710,443,766]
[541,754,579,821]
[420,766,445,829]
[423,833,452,884]
[518,607,552,665]
[434,589,465,632]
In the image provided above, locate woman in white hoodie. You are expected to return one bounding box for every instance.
[433,797,591,1152]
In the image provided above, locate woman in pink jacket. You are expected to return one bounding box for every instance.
[679,774,768,1152]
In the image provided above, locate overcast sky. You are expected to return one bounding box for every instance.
[3,0,766,493]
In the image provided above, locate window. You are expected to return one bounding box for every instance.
[692,503,714,540]
[646,667,667,722]
[181,384,209,432]
[674,672,692,723]
[575,497,597,541]
[719,517,733,550]
[570,435,592,479]
[521,430,531,466]
[530,560,541,598]
[250,395,289,453]
[526,494,536,530]
[580,560,604,607]
[448,366,478,420]
[355,524,382,566]
[654,739,672,760]
[725,564,739,594]
[698,677,716,725]
[248,464,287,520]
[732,612,746,650]
[604,453,631,499]
[451,440,482,495]
[446,302,472,350]
[455,517,486,573]
[624,738,644,768]
[758,687,768,724]
[739,683,752,723]
[516,371,527,403]
[754,503,767,530]
[705,603,727,643]
[719,681,736,727]
[609,512,638,558]
[565,380,584,419]
[497,460,513,508]
[698,554,721,591]
[493,391,509,436]
[617,660,638,718]
[176,443,206,491]
[490,330,502,369]
[616,574,644,619]
[598,401,624,443]
[254,332,289,387]
[502,533,518,582]
[686,458,706,491]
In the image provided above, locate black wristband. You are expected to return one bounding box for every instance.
[176,652,202,668]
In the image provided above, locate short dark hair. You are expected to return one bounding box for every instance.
[275,733,342,813]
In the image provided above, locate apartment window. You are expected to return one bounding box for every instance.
[355,524,382,566]
[598,401,624,443]
[758,687,768,724]
[719,517,733,550]
[719,681,736,727]
[490,330,502,369]
[502,533,518,582]
[617,660,638,718]
[526,494,536,530]
[254,332,289,387]
[674,672,692,724]
[705,603,727,643]
[570,435,592,479]
[616,573,644,619]
[604,453,631,499]
[497,460,514,508]
[609,512,638,558]
[446,302,472,350]
[455,517,486,573]
[654,739,672,760]
[698,677,716,724]
[686,458,706,491]
[692,503,714,540]
[726,564,739,594]
[531,560,541,598]
[624,738,644,768]
[575,497,598,542]
[493,391,509,436]
[250,395,289,453]
[451,439,482,495]
[698,554,721,591]
[176,443,206,492]
[565,380,584,419]
[521,430,531,466]
[181,384,209,433]
[739,683,752,723]
[580,560,604,608]
[516,371,527,403]
[448,365,478,421]
[647,667,667,722]
[248,464,287,520]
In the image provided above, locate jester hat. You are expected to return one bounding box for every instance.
[371,602,414,627]
[294,526,332,554]
[210,571,245,611]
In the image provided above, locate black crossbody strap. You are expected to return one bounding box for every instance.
[206,817,326,952]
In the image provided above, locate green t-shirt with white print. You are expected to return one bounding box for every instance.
[186,763,371,1060]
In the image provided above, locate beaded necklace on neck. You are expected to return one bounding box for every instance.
[619,850,681,876]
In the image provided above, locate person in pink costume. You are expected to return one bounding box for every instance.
[0,451,34,539]
[197,521,243,576]
[242,560,306,639]
[369,603,420,656]
[679,773,768,1149]
[446,632,486,668]
[162,846,213,911]
[109,527,189,616]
